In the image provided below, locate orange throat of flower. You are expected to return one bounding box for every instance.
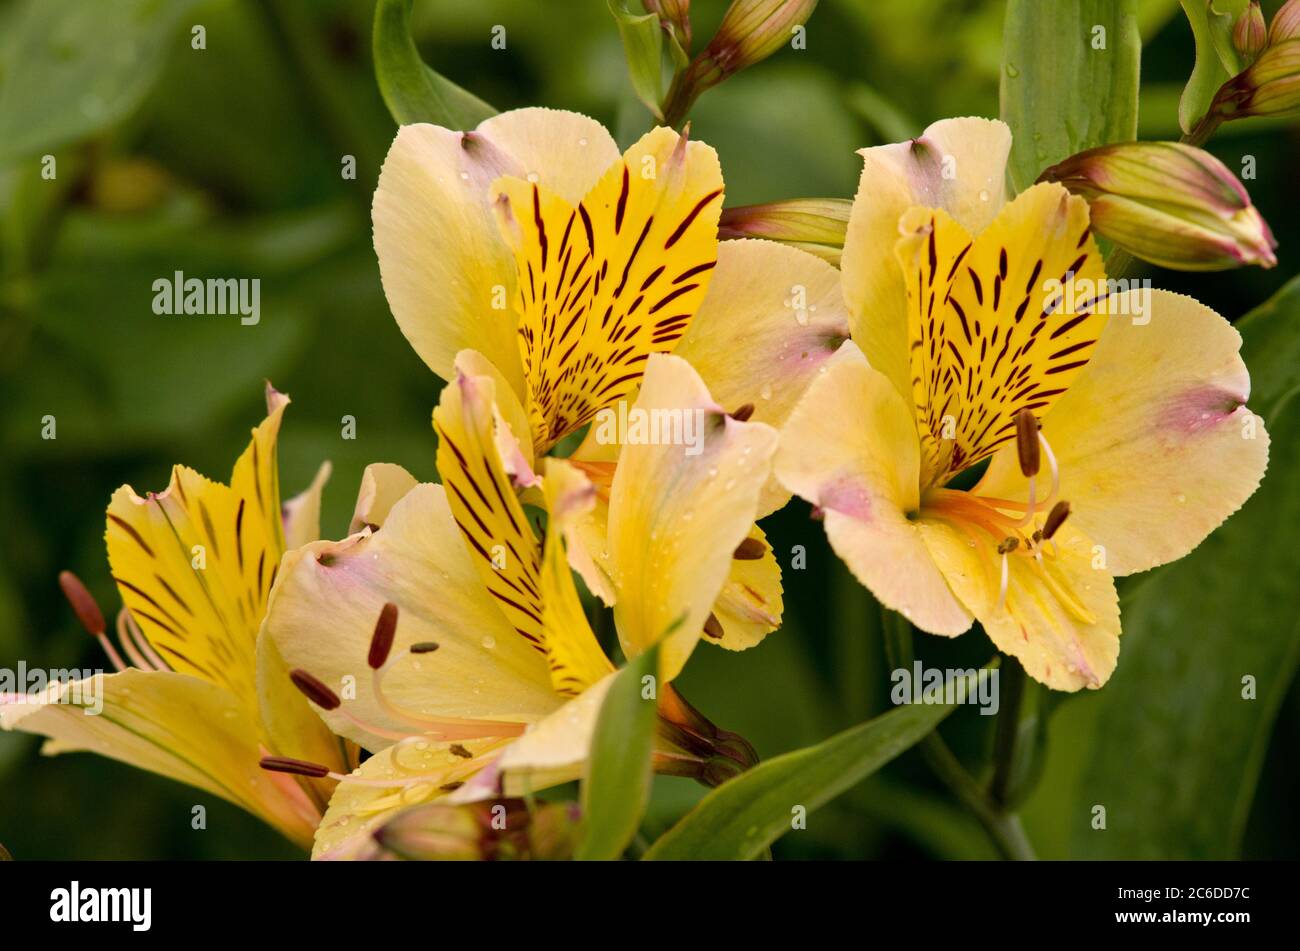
[917,409,1095,627]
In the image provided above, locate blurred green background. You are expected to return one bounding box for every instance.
[1,0,1297,860]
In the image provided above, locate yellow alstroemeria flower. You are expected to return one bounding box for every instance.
[371,106,850,652]
[776,117,1270,691]
[262,354,776,859]
[0,385,350,848]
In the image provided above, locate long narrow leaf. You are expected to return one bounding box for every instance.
[644,670,994,860]
[576,643,662,860]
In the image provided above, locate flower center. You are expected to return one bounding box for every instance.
[919,409,1094,625]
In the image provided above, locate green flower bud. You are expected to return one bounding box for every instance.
[1215,37,1300,118]
[1039,142,1277,271]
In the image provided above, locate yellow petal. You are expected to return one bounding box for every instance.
[434,367,548,656]
[977,289,1270,575]
[775,341,972,635]
[896,183,1106,486]
[105,391,292,707]
[492,126,724,451]
[312,737,511,860]
[282,461,331,550]
[373,109,618,398]
[0,668,318,847]
[263,483,560,753]
[675,238,851,516]
[538,459,616,695]
[453,348,537,482]
[348,463,419,533]
[709,524,783,651]
[842,117,1013,402]
[919,521,1121,691]
[607,354,778,680]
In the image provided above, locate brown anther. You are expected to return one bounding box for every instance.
[733,537,766,560]
[58,571,105,636]
[809,505,825,521]
[409,641,440,654]
[996,537,1020,555]
[1015,409,1040,478]
[259,756,330,779]
[440,781,465,792]
[449,744,473,759]
[729,403,756,422]
[703,612,725,639]
[368,602,399,669]
[1042,501,1071,540]
[289,668,341,711]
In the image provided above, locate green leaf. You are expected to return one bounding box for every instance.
[372,0,496,128]
[576,643,662,860]
[1176,1,1244,134]
[0,0,201,163]
[1022,278,1300,858]
[608,0,666,120]
[1000,0,1141,191]
[644,670,993,860]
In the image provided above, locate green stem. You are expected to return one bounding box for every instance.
[880,608,1037,861]
[989,654,1026,809]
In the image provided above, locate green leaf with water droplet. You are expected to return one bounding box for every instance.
[1000,0,1141,192]
[643,670,992,860]
[576,641,662,861]
[0,0,203,163]
[372,0,496,129]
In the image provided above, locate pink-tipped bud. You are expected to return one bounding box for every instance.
[1234,1,1268,63]
[1269,0,1300,44]
[368,602,399,669]
[58,571,105,636]
[1039,141,1277,271]
[718,197,849,265]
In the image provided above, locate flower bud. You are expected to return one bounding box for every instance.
[1268,0,1300,44]
[1214,37,1300,119]
[706,0,817,76]
[718,197,850,265]
[1038,142,1277,271]
[644,0,692,49]
[372,798,580,861]
[1234,2,1268,63]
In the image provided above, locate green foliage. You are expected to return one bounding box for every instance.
[577,644,661,860]
[1000,0,1141,190]
[608,0,666,120]
[644,671,993,860]
[372,0,496,128]
[0,0,202,163]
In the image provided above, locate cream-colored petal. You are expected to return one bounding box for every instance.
[1,668,318,847]
[607,355,778,681]
[675,238,851,516]
[497,671,617,795]
[919,520,1121,691]
[775,341,972,635]
[348,463,419,533]
[976,289,1270,576]
[263,483,561,753]
[312,737,510,860]
[282,461,331,550]
[453,349,537,480]
[841,117,1012,401]
[475,107,621,204]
